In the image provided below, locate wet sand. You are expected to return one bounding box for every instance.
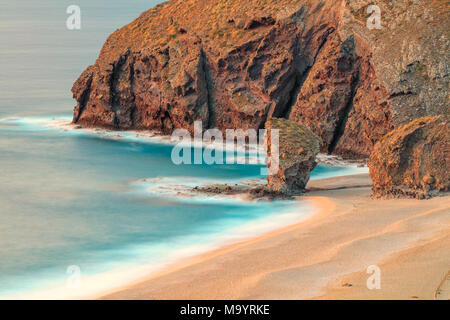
[101,174,450,300]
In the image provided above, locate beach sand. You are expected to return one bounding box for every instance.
[101,174,450,300]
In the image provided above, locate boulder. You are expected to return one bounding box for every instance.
[368,116,449,199]
[265,118,322,194]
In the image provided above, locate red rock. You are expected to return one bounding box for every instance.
[368,116,449,199]
[265,118,322,194]
[72,0,448,161]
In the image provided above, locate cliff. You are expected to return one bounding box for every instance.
[72,0,449,160]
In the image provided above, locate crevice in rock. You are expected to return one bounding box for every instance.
[278,72,302,119]
[129,58,137,128]
[279,27,336,120]
[389,90,417,98]
[200,49,215,129]
[328,72,360,154]
[312,26,336,62]
[74,73,93,123]
[244,17,276,30]
[110,52,130,128]
[160,110,173,132]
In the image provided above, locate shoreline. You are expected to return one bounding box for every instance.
[101,173,450,300]
[3,193,317,300]
[4,116,447,299]
[0,116,368,168]
[91,197,327,300]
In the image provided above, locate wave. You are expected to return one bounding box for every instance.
[0,116,265,164]
[1,193,314,300]
[0,115,368,299]
[0,116,369,174]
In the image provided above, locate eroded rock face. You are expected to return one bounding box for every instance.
[265,118,322,194]
[72,0,449,158]
[368,116,449,199]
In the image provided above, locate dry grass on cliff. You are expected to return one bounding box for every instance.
[101,0,307,57]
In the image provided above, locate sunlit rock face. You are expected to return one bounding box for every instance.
[369,116,449,199]
[72,0,448,160]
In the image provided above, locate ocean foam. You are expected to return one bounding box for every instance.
[0,116,369,176]
[0,116,264,164]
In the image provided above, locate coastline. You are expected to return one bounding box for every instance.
[0,115,370,300]
[2,0,447,304]
[0,116,367,169]
[101,173,450,300]
[94,196,333,300]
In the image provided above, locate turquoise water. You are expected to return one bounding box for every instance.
[0,117,366,298]
[0,1,367,299]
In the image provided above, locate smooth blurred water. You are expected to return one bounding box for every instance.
[0,0,162,119]
[0,116,368,298]
[0,1,368,299]
[0,118,307,298]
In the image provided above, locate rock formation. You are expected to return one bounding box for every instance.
[369,116,449,199]
[265,118,322,194]
[71,0,449,196]
[72,0,448,159]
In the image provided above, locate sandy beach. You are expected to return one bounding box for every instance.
[101,173,450,300]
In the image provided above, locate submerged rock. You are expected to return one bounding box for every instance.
[368,116,449,199]
[265,118,322,194]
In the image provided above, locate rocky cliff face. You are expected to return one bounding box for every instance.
[369,116,449,199]
[265,118,322,194]
[72,0,449,159]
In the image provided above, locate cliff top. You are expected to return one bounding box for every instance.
[100,0,310,59]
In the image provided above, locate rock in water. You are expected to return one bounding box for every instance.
[369,116,449,199]
[265,118,322,194]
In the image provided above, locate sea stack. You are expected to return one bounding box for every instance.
[265,118,322,194]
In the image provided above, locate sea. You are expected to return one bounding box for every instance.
[0,0,367,299]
